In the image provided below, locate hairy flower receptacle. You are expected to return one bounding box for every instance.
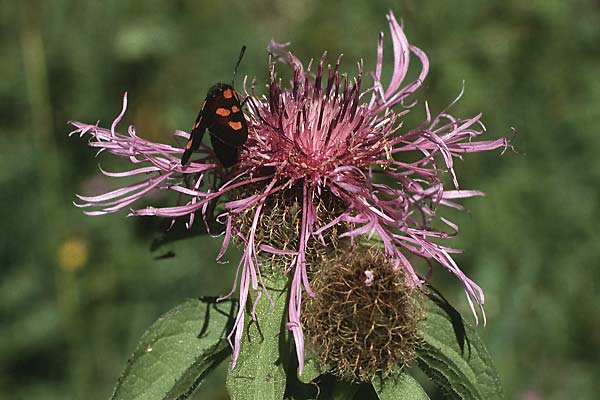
[230,184,347,274]
[302,244,424,381]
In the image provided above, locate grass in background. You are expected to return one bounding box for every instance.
[1,1,599,398]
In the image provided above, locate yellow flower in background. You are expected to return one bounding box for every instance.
[57,237,88,271]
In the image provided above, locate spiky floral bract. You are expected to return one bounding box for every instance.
[302,244,423,381]
[69,12,508,372]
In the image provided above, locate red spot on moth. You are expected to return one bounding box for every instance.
[215,107,231,117]
[228,121,243,130]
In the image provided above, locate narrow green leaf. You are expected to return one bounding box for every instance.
[226,273,288,400]
[297,357,324,384]
[462,319,504,399]
[163,344,230,399]
[111,298,235,400]
[373,372,430,400]
[424,284,468,354]
[417,296,504,399]
[417,339,479,400]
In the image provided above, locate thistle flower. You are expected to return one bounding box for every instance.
[69,12,508,372]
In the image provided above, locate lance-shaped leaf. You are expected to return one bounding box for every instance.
[226,273,289,400]
[111,298,235,400]
[417,294,504,399]
[373,372,431,400]
[297,357,325,384]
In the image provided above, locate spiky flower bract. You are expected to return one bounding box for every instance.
[69,12,508,372]
[302,244,423,381]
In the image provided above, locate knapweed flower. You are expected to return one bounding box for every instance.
[69,12,508,372]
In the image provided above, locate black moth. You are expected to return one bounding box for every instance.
[181,46,248,167]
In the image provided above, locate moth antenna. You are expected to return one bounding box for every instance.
[231,45,247,86]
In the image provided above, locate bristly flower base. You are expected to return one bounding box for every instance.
[229,183,347,274]
[302,244,424,382]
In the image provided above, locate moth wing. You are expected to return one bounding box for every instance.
[210,135,239,168]
[181,104,208,166]
[208,110,248,147]
[204,90,248,147]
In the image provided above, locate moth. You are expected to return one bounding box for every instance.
[181,46,248,167]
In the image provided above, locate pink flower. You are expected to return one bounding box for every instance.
[69,12,508,372]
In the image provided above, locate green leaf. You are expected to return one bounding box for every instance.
[424,284,468,355]
[111,298,235,400]
[297,357,324,384]
[417,295,504,400]
[226,273,289,400]
[373,372,431,400]
[462,319,504,399]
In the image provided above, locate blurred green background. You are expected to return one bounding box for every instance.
[2,0,599,399]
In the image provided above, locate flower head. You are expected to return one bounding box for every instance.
[69,12,508,372]
[302,244,423,381]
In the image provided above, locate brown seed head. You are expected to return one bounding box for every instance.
[302,245,423,381]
